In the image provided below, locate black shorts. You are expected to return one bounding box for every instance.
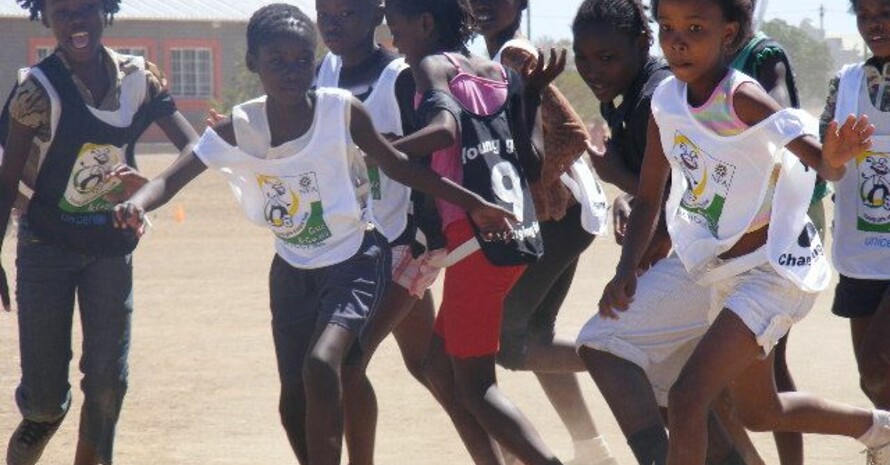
[831,274,890,319]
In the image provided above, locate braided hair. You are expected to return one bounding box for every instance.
[572,0,653,49]
[386,0,477,54]
[246,3,317,56]
[650,0,753,52]
[17,0,120,22]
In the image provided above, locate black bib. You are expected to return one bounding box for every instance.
[456,67,543,266]
[23,55,150,256]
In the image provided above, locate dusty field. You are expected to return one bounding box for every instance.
[0,154,872,464]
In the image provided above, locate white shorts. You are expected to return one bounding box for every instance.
[577,255,713,405]
[391,244,444,299]
[712,263,817,356]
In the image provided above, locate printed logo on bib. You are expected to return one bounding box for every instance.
[856,151,890,233]
[257,172,332,248]
[59,143,125,213]
[672,132,737,236]
[368,166,382,200]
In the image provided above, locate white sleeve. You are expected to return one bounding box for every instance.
[193,127,243,170]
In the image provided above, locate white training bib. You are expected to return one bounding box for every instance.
[316,52,412,242]
[831,63,890,279]
[194,88,369,269]
[652,71,829,291]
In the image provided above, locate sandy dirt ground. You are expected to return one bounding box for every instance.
[0,154,873,464]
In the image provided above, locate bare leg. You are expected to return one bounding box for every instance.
[343,284,421,465]
[667,310,873,465]
[451,354,561,465]
[392,291,436,385]
[773,334,803,465]
[73,440,100,465]
[853,294,890,409]
[304,324,360,465]
[424,336,504,465]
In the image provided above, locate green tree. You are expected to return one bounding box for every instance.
[533,36,602,125]
[761,19,833,108]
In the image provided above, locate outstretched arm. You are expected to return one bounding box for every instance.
[112,121,227,230]
[733,82,873,181]
[349,98,515,237]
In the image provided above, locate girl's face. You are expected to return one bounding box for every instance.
[316,0,382,57]
[43,0,105,64]
[656,0,739,85]
[574,22,647,102]
[470,0,523,39]
[385,8,432,66]
[249,34,316,105]
[856,0,890,59]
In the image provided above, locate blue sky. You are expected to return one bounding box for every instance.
[523,0,859,41]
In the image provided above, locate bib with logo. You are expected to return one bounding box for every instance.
[831,63,890,279]
[652,71,829,291]
[316,52,412,243]
[444,56,543,266]
[20,54,157,256]
[194,89,369,269]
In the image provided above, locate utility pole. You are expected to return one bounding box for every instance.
[526,3,532,41]
[820,3,826,37]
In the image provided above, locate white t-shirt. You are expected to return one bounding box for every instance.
[194,88,370,269]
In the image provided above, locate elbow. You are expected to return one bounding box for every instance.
[435,126,456,148]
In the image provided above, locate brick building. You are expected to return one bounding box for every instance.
[0,0,317,144]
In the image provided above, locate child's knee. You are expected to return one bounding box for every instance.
[736,406,779,432]
[302,353,341,391]
[859,354,890,398]
[667,377,710,418]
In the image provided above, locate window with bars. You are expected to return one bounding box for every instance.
[114,47,147,58]
[36,46,147,61]
[36,47,53,61]
[170,48,213,98]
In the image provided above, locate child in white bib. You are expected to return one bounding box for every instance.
[822,0,890,429]
[599,0,890,464]
[112,5,512,464]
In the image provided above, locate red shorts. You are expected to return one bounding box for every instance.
[435,219,526,358]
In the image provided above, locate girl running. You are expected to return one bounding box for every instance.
[470,1,618,464]
[822,0,890,411]
[729,13,811,464]
[0,0,198,463]
[113,4,513,465]
[312,0,443,463]
[383,0,564,464]
[573,2,757,464]
[600,0,890,464]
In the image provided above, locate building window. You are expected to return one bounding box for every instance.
[170,48,213,98]
[113,47,147,58]
[36,47,53,61]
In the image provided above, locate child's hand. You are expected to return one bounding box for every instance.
[523,48,567,95]
[0,263,10,312]
[103,164,149,203]
[469,203,517,243]
[824,114,874,168]
[598,268,637,320]
[113,202,147,237]
[206,108,225,127]
[612,195,632,245]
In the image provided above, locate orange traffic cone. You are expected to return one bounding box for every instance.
[173,205,186,223]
